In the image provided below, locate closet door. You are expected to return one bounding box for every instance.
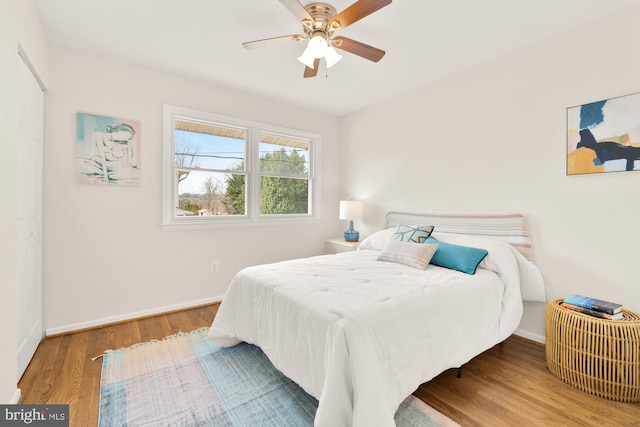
[16,54,44,379]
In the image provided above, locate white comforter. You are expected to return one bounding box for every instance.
[209,237,543,427]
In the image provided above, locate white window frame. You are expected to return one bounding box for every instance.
[162,104,320,230]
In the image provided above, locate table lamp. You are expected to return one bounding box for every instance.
[339,200,363,242]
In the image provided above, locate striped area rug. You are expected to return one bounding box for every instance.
[97,328,460,427]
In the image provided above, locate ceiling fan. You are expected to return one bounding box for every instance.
[242,0,392,78]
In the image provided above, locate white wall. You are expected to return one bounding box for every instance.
[0,0,48,404]
[340,5,640,341]
[43,46,342,333]
[19,0,640,364]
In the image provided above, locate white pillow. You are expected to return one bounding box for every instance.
[430,232,546,302]
[377,240,438,270]
[357,228,395,251]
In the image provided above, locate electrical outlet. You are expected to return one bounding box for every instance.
[210,260,220,272]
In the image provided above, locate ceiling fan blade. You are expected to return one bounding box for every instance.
[278,0,313,24]
[328,0,392,32]
[242,34,305,50]
[303,58,321,78]
[333,36,385,62]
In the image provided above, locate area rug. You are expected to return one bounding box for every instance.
[97,328,460,427]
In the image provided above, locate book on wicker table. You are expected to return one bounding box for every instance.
[563,294,623,315]
[561,302,623,320]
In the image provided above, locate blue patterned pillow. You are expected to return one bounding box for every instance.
[425,237,488,275]
[391,224,434,243]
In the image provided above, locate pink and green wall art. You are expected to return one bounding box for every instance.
[76,112,142,185]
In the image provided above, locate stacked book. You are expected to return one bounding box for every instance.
[562,294,624,320]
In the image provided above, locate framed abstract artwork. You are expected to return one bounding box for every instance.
[76,112,142,185]
[567,92,640,175]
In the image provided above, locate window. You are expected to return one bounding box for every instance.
[162,105,319,229]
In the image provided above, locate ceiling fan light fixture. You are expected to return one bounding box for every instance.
[297,48,316,68]
[325,45,343,68]
[242,0,391,78]
[307,35,328,58]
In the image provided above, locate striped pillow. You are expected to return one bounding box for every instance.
[377,240,438,270]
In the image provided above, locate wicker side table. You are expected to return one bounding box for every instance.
[545,298,640,402]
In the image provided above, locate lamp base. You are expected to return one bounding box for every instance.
[343,230,359,242]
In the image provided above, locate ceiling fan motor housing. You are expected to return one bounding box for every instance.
[303,2,339,36]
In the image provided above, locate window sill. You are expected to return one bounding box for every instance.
[161,216,321,231]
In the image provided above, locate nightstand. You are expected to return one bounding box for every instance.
[325,238,359,254]
[545,298,640,402]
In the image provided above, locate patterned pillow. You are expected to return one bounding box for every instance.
[391,224,434,243]
[377,240,438,270]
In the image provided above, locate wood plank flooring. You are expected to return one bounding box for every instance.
[18,303,640,426]
[18,304,219,427]
[416,336,640,426]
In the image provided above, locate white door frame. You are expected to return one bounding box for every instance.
[16,52,45,380]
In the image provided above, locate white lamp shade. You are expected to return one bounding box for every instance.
[307,35,328,58]
[325,46,343,68]
[297,48,316,68]
[339,200,363,220]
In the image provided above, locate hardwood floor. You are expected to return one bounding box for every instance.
[18,304,219,427]
[19,303,640,426]
[416,336,640,426]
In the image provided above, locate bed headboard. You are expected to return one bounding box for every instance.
[384,211,534,262]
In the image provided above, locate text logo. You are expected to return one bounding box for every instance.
[0,405,68,426]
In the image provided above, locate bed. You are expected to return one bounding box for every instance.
[209,211,546,427]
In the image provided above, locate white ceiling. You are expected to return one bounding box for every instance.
[33,0,640,116]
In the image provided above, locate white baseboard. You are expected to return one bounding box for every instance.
[11,388,21,404]
[514,328,545,344]
[45,296,223,336]
[44,297,546,344]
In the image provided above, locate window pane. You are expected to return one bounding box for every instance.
[259,135,309,177]
[176,170,245,216]
[174,127,246,172]
[260,176,309,215]
[162,105,319,228]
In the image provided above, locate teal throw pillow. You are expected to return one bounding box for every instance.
[391,224,434,244]
[425,237,488,275]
